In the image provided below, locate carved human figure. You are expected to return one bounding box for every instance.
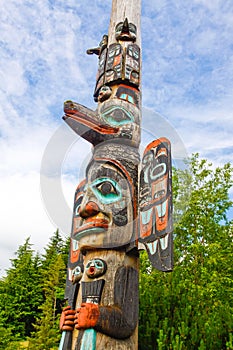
[60,150,139,349]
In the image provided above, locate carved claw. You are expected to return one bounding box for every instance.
[74,303,100,329]
[59,305,76,331]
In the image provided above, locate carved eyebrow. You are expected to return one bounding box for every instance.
[89,165,123,183]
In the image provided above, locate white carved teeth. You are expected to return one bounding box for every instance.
[156,201,167,218]
[160,234,169,250]
[146,234,169,255]
[146,241,158,254]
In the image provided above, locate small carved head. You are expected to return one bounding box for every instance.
[72,266,83,284]
[115,18,137,42]
[85,258,107,278]
[98,85,112,102]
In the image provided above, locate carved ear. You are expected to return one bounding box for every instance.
[139,137,173,272]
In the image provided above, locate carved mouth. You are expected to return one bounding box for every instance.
[73,218,109,240]
[89,267,95,275]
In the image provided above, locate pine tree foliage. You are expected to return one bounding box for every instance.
[139,154,233,350]
[28,254,66,349]
[28,230,67,349]
[0,155,232,349]
[41,229,66,270]
[0,231,68,348]
[0,238,43,340]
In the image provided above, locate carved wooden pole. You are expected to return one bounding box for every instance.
[59,0,173,349]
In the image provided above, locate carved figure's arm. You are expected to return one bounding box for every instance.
[95,265,139,339]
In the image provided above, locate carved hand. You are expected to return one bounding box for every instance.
[59,305,76,331]
[74,303,100,329]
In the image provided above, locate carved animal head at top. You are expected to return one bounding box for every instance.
[115,18,137,42]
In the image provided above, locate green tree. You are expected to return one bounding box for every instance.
[28,254,66,349]
[139,154,233,350]
[28,231,67,349]
[0,238,43,341]
[41,229,66,270]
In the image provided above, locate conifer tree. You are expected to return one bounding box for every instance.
[28,254,66,349]
[41,229,65,269]
[0,238,43,340]
[28,231,67,349]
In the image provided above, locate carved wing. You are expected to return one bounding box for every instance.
[139,137,173,271]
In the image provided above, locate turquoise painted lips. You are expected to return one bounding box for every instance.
[74,226,107,240]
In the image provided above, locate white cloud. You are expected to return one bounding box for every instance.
[0,172,54,275]
[0,60,27,96]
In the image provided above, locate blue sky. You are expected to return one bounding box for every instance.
[1,0,233,275]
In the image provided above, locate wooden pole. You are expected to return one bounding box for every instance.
[108,0,141,46]
[59,0,173,348]
[59,1,142,349]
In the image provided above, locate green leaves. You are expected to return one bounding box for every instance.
[0,238,43,340]
[139,154,233,349]
[0,154,232,349]
[0,230,68,349]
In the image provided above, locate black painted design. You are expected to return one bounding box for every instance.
[95,265,138,339]
[112,207,128,226]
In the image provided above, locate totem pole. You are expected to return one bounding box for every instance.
[59,1,173,349]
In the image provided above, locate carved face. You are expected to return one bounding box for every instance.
[72,161,134,250]
[72,265,83,284]
[98,85,112,102]
[115,19,137,41]
[85,258,107,278]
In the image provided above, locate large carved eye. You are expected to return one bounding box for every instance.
[91,178,122,204]
[96,181,117,195]
[100,105,134,126]
[95,259,104,268]
[154,189,166,200]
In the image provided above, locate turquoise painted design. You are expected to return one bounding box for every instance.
[74,227,105,240]
[58,331,66,350]
[100,105,134,126]
[88,177,122,204]
[119,92,134,104]
[141,208,152,225]
[80,328,97,350]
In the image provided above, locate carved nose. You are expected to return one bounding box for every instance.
[79,201,100,218]
[122,18,129,33]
